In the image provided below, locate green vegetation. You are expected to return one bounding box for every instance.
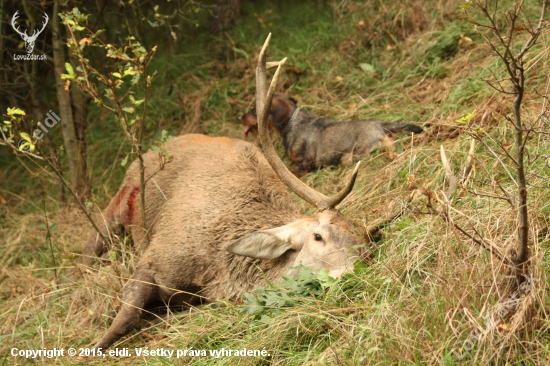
[1,0,549,364]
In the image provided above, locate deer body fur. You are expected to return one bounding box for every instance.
[88,134,362,349]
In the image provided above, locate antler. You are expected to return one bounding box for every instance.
[11,11,28,39]
[255,33,360,211]
[28,13,49,41]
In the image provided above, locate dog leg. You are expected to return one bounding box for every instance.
[381,135,396,160]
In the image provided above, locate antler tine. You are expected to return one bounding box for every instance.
[256,34,360,210]
[322,161,361,209]
[255,33,271,120]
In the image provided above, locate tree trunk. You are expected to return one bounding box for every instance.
[70,55,91,200]
[52,0,87,200]
[24,0,66,204]
[0,0,4,72]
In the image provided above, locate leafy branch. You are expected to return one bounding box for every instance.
[60,8,163,247]
[0,108,109,245]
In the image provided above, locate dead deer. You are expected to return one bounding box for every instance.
[241,94,424,174]
[84,34,365,350]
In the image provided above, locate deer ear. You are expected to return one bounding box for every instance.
[227,221,310,260]
[227,232,293,260]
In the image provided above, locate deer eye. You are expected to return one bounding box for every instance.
[314,233,323,242]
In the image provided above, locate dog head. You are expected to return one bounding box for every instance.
[240,93,298,137]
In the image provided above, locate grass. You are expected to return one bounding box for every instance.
[2,0,550,364]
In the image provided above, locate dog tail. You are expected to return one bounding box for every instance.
[382,122,424,134]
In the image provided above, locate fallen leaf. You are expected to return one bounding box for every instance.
[459,34,473,47]
[353,20,367,29]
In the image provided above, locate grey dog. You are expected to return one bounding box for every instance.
[241,94,424,173]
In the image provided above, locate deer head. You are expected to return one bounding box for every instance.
[11,11,49,54]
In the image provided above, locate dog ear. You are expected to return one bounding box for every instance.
[270,95,296,133]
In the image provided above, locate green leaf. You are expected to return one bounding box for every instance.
[131,73,141,85]
[353,260,368,274]
[7,107,26,116]
[19,132,31,142]
[49,224,58,232]
[18,142,32,152]
[112,72,122,78]
[120,154,129,167]
[259,315,272,325]
[60,74,74,80]
[75,25,85,31]
[109,251,117,261]
[241,292,265,316]
[315,269,338,288]
[161,130,172,141]
[359,63,375,74]
[459,1,471,10]
[122,106,134,113]
[129,95,144,106]
[65,62,74,76]
[456,109,476,124]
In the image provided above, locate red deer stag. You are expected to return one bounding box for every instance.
[84,34,364,350]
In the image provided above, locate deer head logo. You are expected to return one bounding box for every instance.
[11,11,49,54]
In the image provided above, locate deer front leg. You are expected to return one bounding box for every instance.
[95,270,158,350]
